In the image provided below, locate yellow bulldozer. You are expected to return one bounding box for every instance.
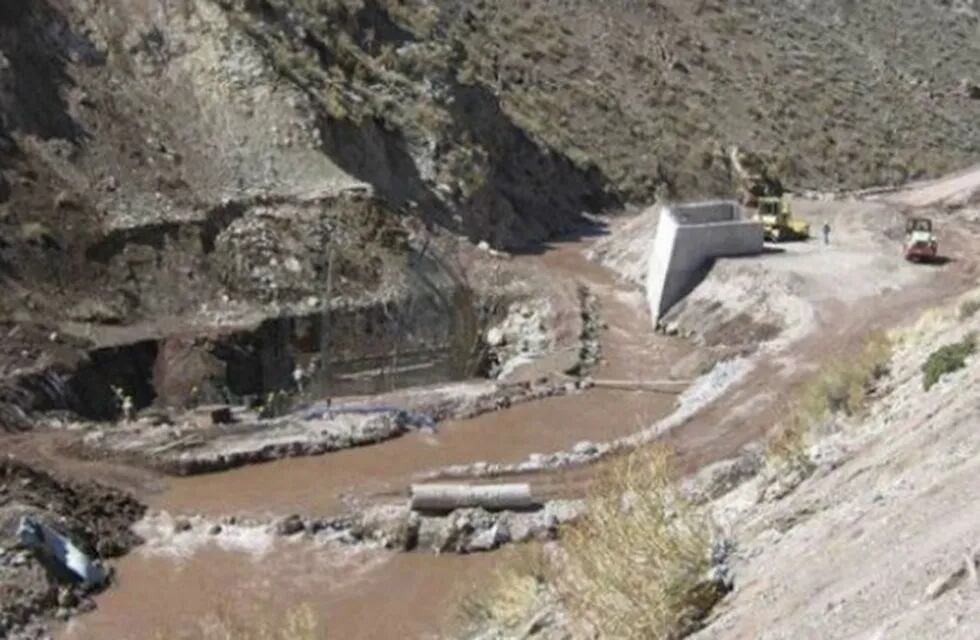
[727,146,809,241]
[753,196,810,242]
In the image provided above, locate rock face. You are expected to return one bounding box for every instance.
[0,0,621,429]
[0,0,616,333]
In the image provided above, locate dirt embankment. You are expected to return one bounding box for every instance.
[680,286,980,640]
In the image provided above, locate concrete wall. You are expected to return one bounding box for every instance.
[671,201,741,225]
[646,201,763,321]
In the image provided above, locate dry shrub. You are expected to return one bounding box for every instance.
[556,448,715,640]
[457,545,551,630]
[767,331,892,468]
[161,605,322,640]
[764,408,812,473]
[801,330,891,421]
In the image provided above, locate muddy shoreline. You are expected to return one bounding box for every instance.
[75,376,594,477]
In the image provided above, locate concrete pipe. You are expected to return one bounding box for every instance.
[410,483,537,513]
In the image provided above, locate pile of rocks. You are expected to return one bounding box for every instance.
[266,500,586,555]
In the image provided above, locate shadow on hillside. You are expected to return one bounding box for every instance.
[0,0,100,144]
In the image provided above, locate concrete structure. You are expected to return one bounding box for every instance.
[410,483,536,513]
[646,200,763,321]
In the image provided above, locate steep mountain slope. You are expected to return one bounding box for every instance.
[0,0,617,419]
[0,0,977,418]
[440,0,980,200]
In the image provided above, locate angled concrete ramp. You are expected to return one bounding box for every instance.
[646,201,763,321]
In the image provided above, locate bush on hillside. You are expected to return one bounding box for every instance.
[556,448,717,640]
[767,331,892,468]
[922,335,976,391]
[457,546,551,631]
[959,299,980,320]
[801,331,892,420]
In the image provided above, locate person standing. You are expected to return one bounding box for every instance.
[822,222,831,245]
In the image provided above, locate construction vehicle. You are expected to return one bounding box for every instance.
[904,217,938,262]
[729,146,784,208]
[753,196,810,242]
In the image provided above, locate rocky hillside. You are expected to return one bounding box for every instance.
[441,0,980,200]
[0,0,977,416]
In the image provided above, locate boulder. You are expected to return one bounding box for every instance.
[274,514,305,536]
[353,505,418,550]
[683,446,764,504]
[416,515,459,553]
[463,518,511,553]
[486,327,505,347]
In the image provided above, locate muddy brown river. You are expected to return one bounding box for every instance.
[59,236,692,639]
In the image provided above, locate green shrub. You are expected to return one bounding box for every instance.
[922,335,976,391]
[959,299,980,320]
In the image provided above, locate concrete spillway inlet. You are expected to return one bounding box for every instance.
[646,200,764,321]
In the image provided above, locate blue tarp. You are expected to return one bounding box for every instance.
[17,516,108,589]
[298,402,436,430]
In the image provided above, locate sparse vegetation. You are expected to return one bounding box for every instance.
[767,331,892,467]
[458,449,719,640]
[557,448,716,639]
[799,331,892,421]
[458,546,552,631]
[764,409,813,475]
[442,1,980,200]
[959,299,980,320]
[922,334,976,391]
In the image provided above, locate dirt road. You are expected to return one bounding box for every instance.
[874,163,980,208]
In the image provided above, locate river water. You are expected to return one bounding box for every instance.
[59,235,692,639]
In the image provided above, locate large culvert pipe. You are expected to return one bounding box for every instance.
[410,483,537,513]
